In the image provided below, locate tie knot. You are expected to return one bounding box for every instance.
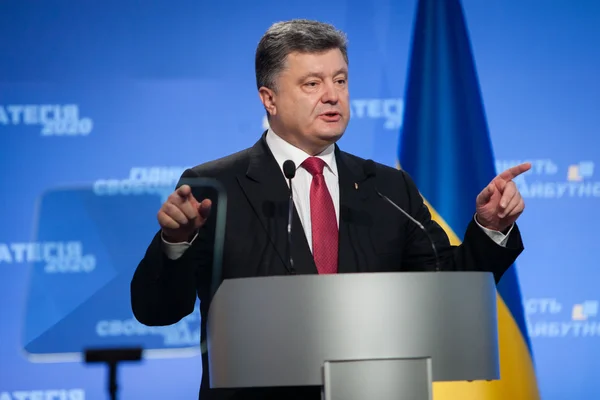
[302,157,326,176]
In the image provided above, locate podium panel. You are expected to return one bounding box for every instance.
[206,271,499,389]
[323,357,432,400]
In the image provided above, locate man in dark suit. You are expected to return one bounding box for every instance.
[130,19,530,400]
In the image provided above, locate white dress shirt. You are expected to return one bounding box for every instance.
[162,128,511,259]
[265,128,339,251]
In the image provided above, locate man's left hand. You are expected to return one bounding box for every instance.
[475,162,531,232]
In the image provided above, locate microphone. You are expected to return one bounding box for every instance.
[363,160,441,272]
[283,160,296,275]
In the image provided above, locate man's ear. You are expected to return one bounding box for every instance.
[258,87,277,116]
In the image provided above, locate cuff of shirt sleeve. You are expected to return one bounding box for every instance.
[473,214,513,247]
[161,230,198,260]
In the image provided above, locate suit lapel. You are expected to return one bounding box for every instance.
[335,149,373,274]
[236,134,317,275]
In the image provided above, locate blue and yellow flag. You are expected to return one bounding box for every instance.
[398,0,540,398]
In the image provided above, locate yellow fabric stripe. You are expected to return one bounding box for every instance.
[424,198,541,399]
[422,197,462,245]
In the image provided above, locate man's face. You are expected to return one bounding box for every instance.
[261,48,350,155]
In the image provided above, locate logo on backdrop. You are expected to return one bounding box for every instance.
[0,388,85,400]
[96,304,200,347]
[525,297,599,338]
[495,159,599,199]
[93,166,188,203]
[0,241,96,273]
[0,104,93,136]
[262,98,404,131]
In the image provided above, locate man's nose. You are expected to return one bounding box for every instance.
[321,81,339,104]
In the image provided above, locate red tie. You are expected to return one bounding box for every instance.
[302,157,338,274]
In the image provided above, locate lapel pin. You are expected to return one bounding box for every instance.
[354,182,358,190]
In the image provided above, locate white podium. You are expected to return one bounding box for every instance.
[205,272,499,400]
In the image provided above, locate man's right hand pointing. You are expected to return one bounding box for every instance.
[158,184,212,243]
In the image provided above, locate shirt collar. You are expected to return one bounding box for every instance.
[265,128,338,176]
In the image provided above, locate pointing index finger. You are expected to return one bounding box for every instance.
[176,184,192,198]
[497,162,531,182]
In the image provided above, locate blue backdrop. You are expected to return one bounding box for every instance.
[1,1,598,399]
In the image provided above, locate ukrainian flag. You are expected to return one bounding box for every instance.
[398,0,540,398]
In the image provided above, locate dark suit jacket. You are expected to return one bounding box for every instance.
[130,133,524,400]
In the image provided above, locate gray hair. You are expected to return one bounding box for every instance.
[255,19,348,91]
